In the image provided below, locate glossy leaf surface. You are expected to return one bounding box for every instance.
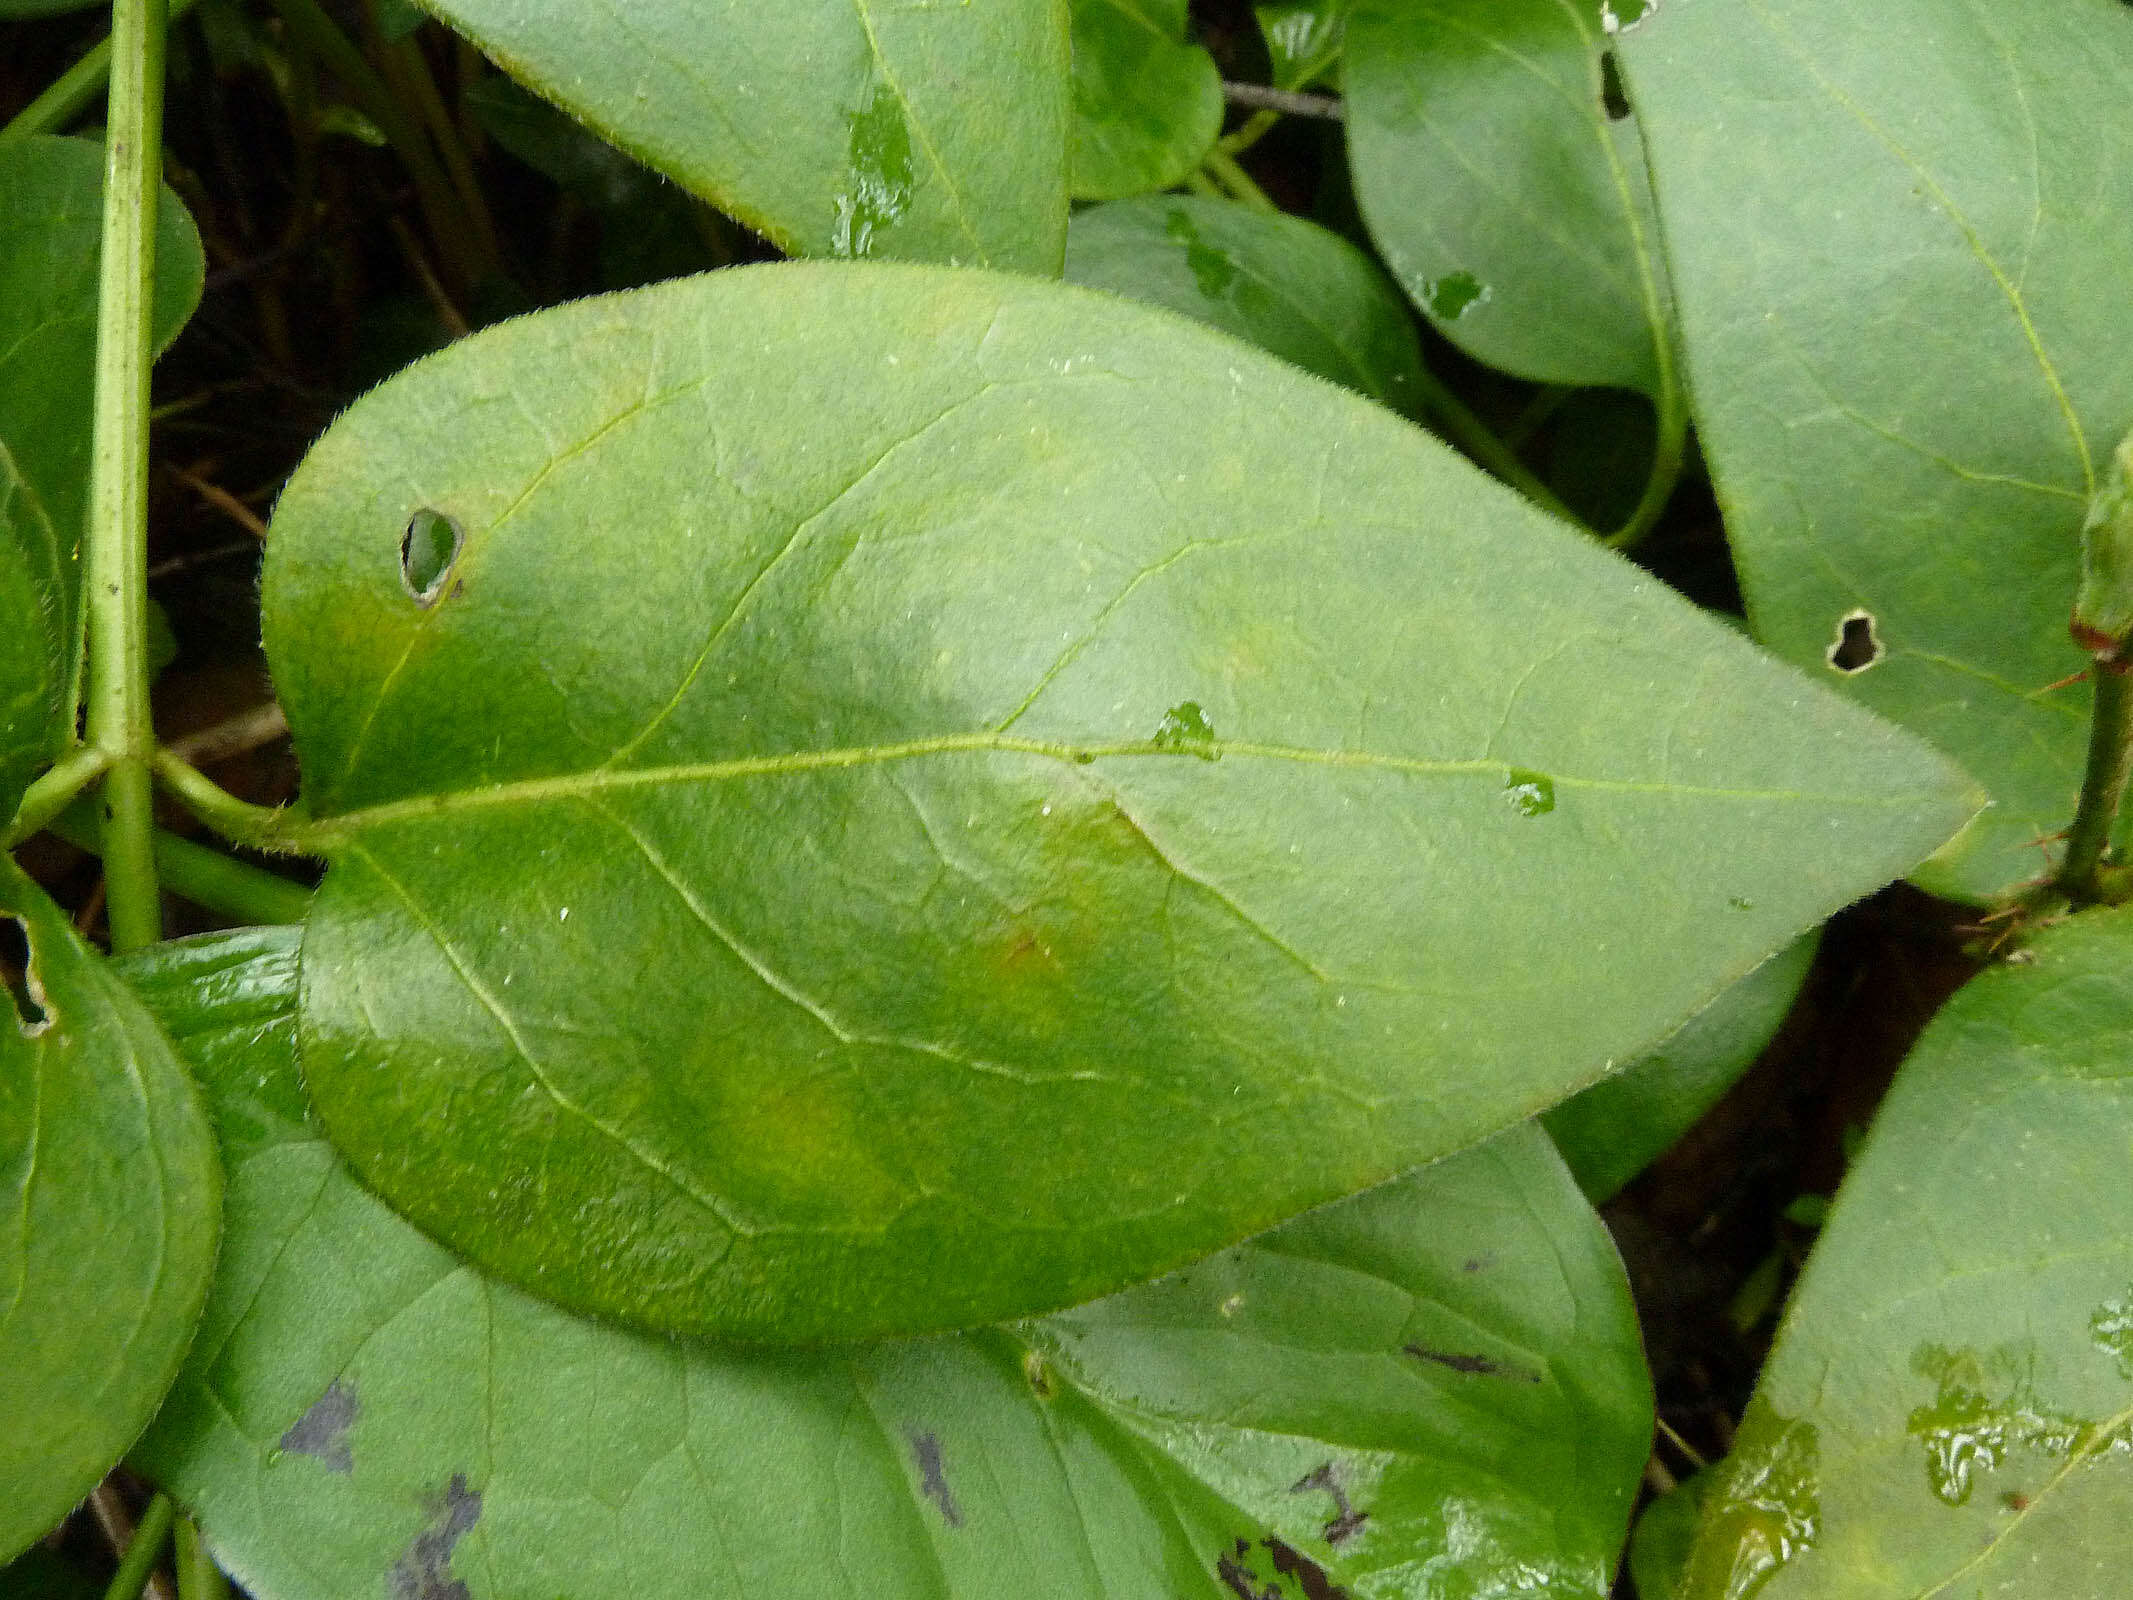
[1545,931,1817,1202]
[1621,0,2133,901]
[0,861,220,1563]
[1344,0,1671,396]
[130,927,1651,1600]
[0,135,204,769]
[1069,0,1222,201]
[1680,906,2133,1597]
[1064,194,1423,410]
[266,263,1981,1343]
[417,0,1069,271]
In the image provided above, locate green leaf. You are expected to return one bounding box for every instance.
[0,860,221,1564]
[1069,0,1223,201]
[1545,930,1818,1202]
[263,262,1982,1343]
[0,0,105,15]
[1064,194,1424,411]
[1344,0,1671,397]
[1629,1470,1709,1600]
[0,446,58,825]
[0,135,205,771]
[1256,1,1349,92]
[415,0,1069,271]
[1620,0,2133,901]
[1678,905,2133,1598]
[128,927,1653,1600]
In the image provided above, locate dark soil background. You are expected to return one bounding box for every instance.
[1,4,1987,1593]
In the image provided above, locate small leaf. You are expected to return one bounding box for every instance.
[264,263,1981,1342]
[1255,1,1349,92]
[1344,0,1673,396]
[415,0,1069,271]
[0,135,205,771]
[0,860,221,1563]
[128,927,1652,1600]
[1065,194,1425,411]
[1069,0,1224,201]
[1679,906,2133,1597]
[1545,931,1818,1202]
[1629,1470,1710,1600]
[1621,0,2133,900]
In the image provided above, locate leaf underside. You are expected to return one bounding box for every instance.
[265,262,1981,1343]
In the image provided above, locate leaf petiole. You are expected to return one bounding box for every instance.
[150,748,310,855]
[2,746,113,850]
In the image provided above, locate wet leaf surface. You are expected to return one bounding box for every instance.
[128,927,1652,1600]
[1069,0,1223,201]
[1065,194,1424,411]
[264,263,1981,1342]
[414,0,1068,271]
[0,860,220,1563]
[1546,932,1818,1203]
[1622,0,2133,901]
[1344,0,1671,396]
[1679,905,2133,1596]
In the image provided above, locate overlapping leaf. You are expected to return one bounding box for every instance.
[414,0,1069,271]
[1679,906,2133,1597]
[1064,194,1423,410]
[1256,1,1349,92]
[1069,0,1223,201]
[264,263,1979,1343]
[129,927,1652,1600]
[0,861,220,1563]
[0,135,205,781]
[1344,0,1673,399]
[1545,931,1818,1203]
[1621,0,2133,900]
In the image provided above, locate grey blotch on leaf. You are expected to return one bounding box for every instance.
[389,1473,482,1600]
[277,1377,358,1473]
[906,1430,964,1528]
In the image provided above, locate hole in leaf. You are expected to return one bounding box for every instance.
[400,508,464,606]
[1600,51,1631,120]
[2,914,51,1036]
[1827,609,1884,673]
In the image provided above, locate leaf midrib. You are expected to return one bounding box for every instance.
[299,729,1953,844]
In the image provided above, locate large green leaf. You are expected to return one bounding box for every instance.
[1545,930,1818,1203]
[129,927,1652,1600]
[415,0,1069,271]
[1344,0,1673,398]
[1621,0,2133,902]
[0,860,220,1563]
[0,135,206,768]
[1064,194,1424,411]
[1068,0,1223,201]
[264,262,1981,1343]
[1678,905,2133,1598]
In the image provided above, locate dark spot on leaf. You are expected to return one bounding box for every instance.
[279,1377,358,1473]
[389,1473,481,1600]
[1404,1343,1543,1382]
[1600,50,1631,119]
[1,915,50,1036]
[1267,1538,1350,1600]
[1216,1540,1282,1600]
[1462,1253,1494,1273]
[400,509,463,606]
[1022,1349,1053,1399]
[2002,1489,2030,1512]
[1289,1462,1369,1545]
[1216,1536,1351,1600]
[906,1430,963,1528]
[1827,609,1883,673]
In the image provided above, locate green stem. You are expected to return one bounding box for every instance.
[262,0,490,291]
[2054,663,2133,903]
[1183,168,1224,199]
[52,801,314,926]
[174,1517,229,1600]
[371,22,502,278]
[1603,378,1689,551]
[100,1492,174,1600]
[152,748,306,853]
[1201,147,1276,213]
[83,0,171,955]
[2,745,112,849]
[1217,107,1280,158]
[0,0,201,147]
[1409,365,1586,529]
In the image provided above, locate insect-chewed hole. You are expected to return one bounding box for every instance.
[1827,608,1884,673]
[1600,51,1631,120]
[2,914,51,1036]
[400,508,464,606]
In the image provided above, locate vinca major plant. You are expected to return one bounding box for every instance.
[2,1,2131,1596]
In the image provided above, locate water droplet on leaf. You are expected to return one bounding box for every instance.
[1426,271,1488,320]
[1152,701,1219,758]
[1503,770,1555,816]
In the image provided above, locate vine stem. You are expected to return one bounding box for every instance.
[174,1515,230,1600]
[2,746,111,849]
[83,0,171,954]
[2054,662,2133,902]
[0,0,200,147]
[100,1492,174,1600]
